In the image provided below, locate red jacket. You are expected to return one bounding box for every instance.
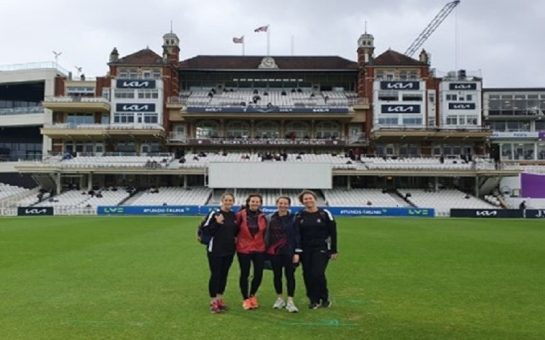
[236,209,267,254]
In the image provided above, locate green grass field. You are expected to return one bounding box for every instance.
[1,216,545,339]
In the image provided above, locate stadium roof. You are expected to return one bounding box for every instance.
[179,55,359,71]
[111,48,164,66]
[372,50,426,66]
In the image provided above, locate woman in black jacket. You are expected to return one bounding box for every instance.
[294,190,338,309]
[265,196,300,313]
[200,192,238,313]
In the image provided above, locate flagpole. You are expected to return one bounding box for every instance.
[243,38,245,56]
[267,26,270,56]
[291,35,294,56]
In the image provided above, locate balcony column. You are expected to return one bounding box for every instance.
[220,119,225,138]
[87,173,93,191]
[56,172,62,195]
[183,175,188,189]
[79,175,86,189]
[347,176,352,190]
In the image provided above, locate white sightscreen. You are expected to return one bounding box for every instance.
[208,162,332,189]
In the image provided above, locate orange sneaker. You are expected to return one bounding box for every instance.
[242,298,253,310]
[249,295,259,309]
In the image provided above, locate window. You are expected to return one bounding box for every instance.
[66,113,94,126]
[378,117,399,126]
[378,91,398,101]
[114,113,134,123]
[255,121,280,138]
[402,118,422,126]
[402,95,422,101]
[137,89,159,99]
[466,94,473,101]
[446,94,457,101]
[446,116,457,125]
[537,143,545,160]
[114,89,134,99]
[490,121,507,131]
[315,121,340,139]
[466,117,478,125]
[285,121,310,138]
[196,120,219,138]
[143,113,158,123]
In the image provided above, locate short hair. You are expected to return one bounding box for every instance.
[298,189,317,204]
[220,192,235,201]
[275,196,291,205]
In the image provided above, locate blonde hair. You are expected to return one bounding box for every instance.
[220,192,235,201]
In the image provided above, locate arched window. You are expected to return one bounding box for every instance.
[255,121,280,138]
[315,121,340,139]
[285,121,310,138]
[225,120,250,138]
[195,120,219,138]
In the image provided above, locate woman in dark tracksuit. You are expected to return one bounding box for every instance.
[294,189,338,309]
[265,196,300,313]
[200,192,238,313]
[236,194,268,310]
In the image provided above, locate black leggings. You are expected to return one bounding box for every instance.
[237,252,265,299]
[301,249,330,304]
[207,253,234,298]
[270,254,296,297]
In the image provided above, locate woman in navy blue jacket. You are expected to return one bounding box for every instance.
[265,196,300,313]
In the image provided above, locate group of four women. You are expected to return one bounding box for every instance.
[199,190,338,313]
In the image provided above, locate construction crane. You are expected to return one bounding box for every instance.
[405,0,460,57]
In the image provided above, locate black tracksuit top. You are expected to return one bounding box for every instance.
[294,208,337,254]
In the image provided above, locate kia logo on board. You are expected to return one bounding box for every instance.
[475,210,498,217]
[449,103,476,110]
[116,104,155,112]
[449,83,477,90]
[381,105,421,114]
[380,81,420,90]
[116,79,156,89]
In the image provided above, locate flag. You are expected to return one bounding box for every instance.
[254,25,268,33]
[232,36,244,44]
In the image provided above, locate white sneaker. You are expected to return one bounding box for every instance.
[285,301,299,313]
[273,297,286,309]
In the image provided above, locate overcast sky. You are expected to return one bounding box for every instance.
[0,0,543,87]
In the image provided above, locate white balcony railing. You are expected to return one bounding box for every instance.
[44,96,109,104]
[43,123,164,131]
[0,105,43,115]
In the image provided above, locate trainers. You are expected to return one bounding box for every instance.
[321,300,332,308]
[273,297,286,309]
[218,299,228,311]
[285,301,299,313]
[249,295,259,309]
[210,300,222,313]
[242,298,253,310]
[308,302,320,310]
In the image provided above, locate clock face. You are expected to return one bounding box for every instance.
[263,57,274,67]
[259,57,278,69]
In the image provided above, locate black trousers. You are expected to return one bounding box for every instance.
[301,249,330,304]
[237,252,265,299]
[270,254,296,297]
[207,253,234,298]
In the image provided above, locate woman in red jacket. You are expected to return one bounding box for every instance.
[236,193,268,310]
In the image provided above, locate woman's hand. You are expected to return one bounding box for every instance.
[329,253,338,261]
[214,213,224,224]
